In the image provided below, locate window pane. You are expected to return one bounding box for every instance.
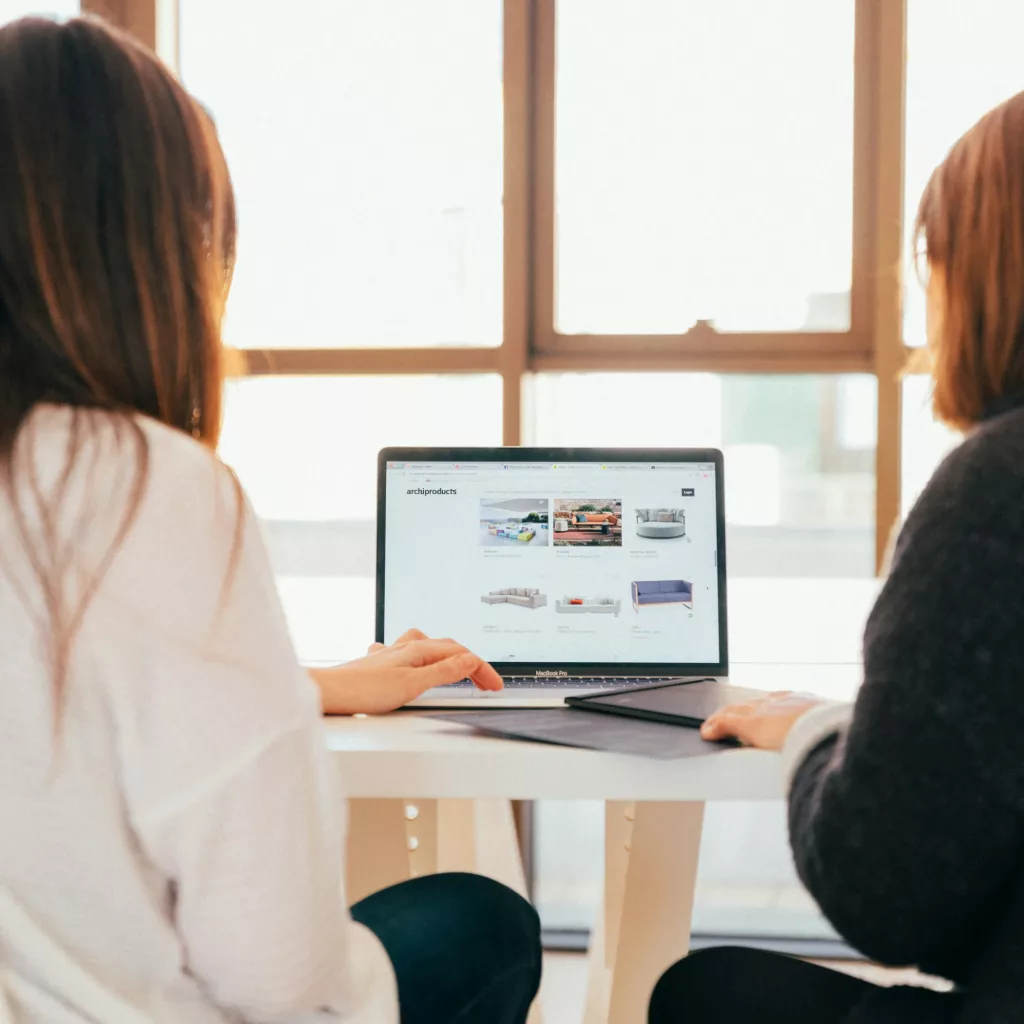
[901,375,961,519]
[219,375,502,660]
[0,1,77,21]
[529,373,876,576]
[180,0,503,349]
[555,0,855,334]
[904,0,1024,346]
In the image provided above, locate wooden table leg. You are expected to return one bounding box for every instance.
[583,905,611,1024]
[607,801,705,1024]
[604,801,635,970]
[584,801,634,1024]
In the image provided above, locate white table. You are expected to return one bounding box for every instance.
[326,661,863,1024]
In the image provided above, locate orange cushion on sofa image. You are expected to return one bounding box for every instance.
[573,513,618,525]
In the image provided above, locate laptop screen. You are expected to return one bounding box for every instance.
[380,453,724,669]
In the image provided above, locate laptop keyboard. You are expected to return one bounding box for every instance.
[450,676,682,689]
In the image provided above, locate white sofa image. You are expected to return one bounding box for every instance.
[635,508,686,539]
[555,597,621,617]
[481,587,547,609]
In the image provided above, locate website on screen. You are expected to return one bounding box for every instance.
[383,460,721,664]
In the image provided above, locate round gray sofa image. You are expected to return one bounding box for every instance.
[635,508,686,539]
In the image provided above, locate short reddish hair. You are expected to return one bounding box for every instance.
[915,90,1024,430]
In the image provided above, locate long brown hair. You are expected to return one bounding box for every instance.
[0,15,237,704]
[915,90,1024,430]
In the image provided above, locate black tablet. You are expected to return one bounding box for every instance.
[565,678,768,729]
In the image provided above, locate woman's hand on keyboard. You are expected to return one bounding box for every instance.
[310,629,503,715]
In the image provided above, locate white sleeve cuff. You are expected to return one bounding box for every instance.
[781,702,854,794]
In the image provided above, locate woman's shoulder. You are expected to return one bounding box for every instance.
[24,403,239,530]
[900,407,1024,557]
[16,404,249,620]
[926,407,1024,500]
[25,402,229,479]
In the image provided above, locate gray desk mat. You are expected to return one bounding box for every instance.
[427,708,734,760]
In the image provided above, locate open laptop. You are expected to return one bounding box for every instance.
[376,447,728,707]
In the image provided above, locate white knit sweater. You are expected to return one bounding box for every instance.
[0,406,397,1023]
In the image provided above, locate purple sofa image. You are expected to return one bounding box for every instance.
[631,579,693,613]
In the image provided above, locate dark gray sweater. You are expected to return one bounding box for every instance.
[789,399,1024,1023]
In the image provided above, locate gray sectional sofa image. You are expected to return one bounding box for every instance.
[481,587,547,609]
[635,508,686,539]
[631,579,693,612]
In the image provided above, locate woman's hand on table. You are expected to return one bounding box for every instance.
[700,691,828,750]
[309,629,503,715]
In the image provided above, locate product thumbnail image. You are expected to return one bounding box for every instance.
[554,596,622,617]
[553,499,623,547]
[479,498,550,548]
[635,508,686,539]
[631,580,694,612]
[481,588,548,610]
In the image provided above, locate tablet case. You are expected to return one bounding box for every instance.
[566,678,763,730]
[427,708,734,759]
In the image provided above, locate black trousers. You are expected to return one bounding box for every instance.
[351,872,542,1024]
[649,947,961,1024]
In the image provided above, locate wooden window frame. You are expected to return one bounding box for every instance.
[530,0,872,375]
[87,0,909,573]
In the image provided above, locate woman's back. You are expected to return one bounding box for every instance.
[790,398,1024,1016]
[0,406,395,1022]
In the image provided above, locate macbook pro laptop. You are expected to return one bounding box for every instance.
[376,447,728,707]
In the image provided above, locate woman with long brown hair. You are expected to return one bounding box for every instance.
[0,15,539,1023]
[649,91,1024,1023]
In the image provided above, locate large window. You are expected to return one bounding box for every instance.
[94,0,1001,952]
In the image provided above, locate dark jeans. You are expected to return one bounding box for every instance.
[649,947,961,1024]
[351,872,542,1024]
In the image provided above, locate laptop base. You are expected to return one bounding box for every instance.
[411,675,724,708]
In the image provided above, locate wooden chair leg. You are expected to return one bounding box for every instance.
[346,799,413,905]
[405,799,439,877]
